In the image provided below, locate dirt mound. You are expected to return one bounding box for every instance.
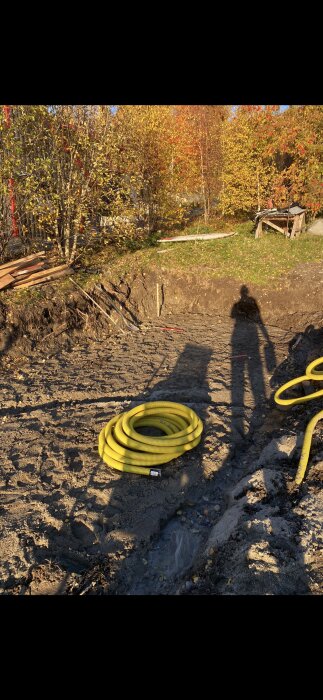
[0,281,140,366]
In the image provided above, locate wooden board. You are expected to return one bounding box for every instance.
[13,268,71,290]
[0,273,15,290]
[0,265,23,279]
[255,220,263,238]
[0,251,46,272]
[290,213,305,239]
[262,218,287,234]
[261,216,291,222]
[13,264,69,287]
[11,262,46,279]
[0,258,46,279]
[159,232,235,243]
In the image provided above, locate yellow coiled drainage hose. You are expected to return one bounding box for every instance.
[98,401,203,477]
[274,357,323,485]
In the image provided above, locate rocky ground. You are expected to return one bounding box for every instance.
[0,265,323,595]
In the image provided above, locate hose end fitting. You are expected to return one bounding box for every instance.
[150,468,161,477]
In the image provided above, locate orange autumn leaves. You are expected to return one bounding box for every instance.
[0,105,322,265]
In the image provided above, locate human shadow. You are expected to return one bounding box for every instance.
[213,290,311,595]
[229,285,276,457]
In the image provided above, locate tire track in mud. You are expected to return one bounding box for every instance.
[0,312,293,594]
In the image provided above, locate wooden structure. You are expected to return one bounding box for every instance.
[255,206,306,239]
[0,251,71,291]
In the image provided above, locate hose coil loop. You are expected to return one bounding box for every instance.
[274,357,323,484]
[98,401,203,477]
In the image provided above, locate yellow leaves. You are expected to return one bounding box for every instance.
[1,104,322,257]
[219,105,323,215]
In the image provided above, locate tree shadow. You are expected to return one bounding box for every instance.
[89,341,213,592]
[28,341,213,595]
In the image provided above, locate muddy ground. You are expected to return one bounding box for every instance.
[0,263,323,595]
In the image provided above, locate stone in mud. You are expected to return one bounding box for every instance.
[205,468,285,555]
[256,434,303,467]
[206,502,245,552]
[230,468,285,503]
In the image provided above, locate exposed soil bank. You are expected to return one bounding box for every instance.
[113,261,323,324]
[1,261,323,365]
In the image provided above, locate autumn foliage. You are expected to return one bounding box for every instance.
[0,105,322,262]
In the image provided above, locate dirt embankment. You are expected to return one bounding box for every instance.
[1,261,323,364]
[120,261,323,325]
[0,261,323,595]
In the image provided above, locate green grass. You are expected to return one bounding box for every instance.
[4,227,323,308]
[104,231,323,287]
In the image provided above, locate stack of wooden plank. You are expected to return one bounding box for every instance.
[0,252,72,292]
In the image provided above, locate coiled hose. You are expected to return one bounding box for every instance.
[98,401,203,477]
[274,357,323,485]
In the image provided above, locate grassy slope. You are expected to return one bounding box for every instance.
[5,227,323,306]
[104,231,323,287]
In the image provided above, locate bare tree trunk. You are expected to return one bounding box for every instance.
[147,204,150,237]
[64,222,70,261]
[55,220,64,257]
[257,167,261,211]
[70,211,82,263]
[199,145,208,224]
[206,192,210,223]
[220,128,226,216]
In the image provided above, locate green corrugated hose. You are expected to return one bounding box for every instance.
[98,401,203,477]
[274,356,323,485]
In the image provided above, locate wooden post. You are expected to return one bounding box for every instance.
[156,283,160,317]
[255,219,263,238]
[299,212,305,235]
[290,214,300,239]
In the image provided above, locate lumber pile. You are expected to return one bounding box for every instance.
[0,252,72,291]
